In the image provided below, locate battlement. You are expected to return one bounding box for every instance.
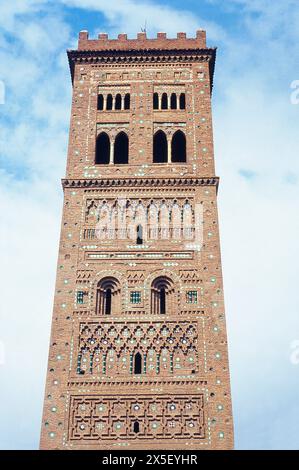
[78,30,207,51]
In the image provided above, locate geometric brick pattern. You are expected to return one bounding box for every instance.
[69,395,205,442]
[76,320,199,377]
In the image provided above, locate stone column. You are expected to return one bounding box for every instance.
[110,138,114,164]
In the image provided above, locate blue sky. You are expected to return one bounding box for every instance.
[0,0,299,450]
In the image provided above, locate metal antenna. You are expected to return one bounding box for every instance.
[141,20,147,33]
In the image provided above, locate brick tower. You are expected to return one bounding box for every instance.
[40,29,234,450]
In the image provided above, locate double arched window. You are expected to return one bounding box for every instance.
[153,130,186,163]
[95,132,129,164]
[153,92,186,110]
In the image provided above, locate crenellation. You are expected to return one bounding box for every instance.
[78,30,207,51]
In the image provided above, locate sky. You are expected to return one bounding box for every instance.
[0,0,299,450]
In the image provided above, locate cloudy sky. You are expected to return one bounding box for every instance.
[0,0,299,450]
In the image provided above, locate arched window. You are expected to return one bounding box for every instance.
[161,92,168,109]
[96,277,120,315]
[153,92,159,109]
[114,132,129,164]
[151,276,175,315]
[171,130,186,162]
[136,224,143,245]
[153,130,167,163]
[170,93,177,109]
[133,421,140,433]
[179,93,186,109]
[106,94,113,110]
[124,93,130,110]
[97,94,104,110]
[134,352,142,374]
[95,132,110,164]
[115,93,122,110]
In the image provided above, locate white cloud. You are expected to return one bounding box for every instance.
[61,0,226,41]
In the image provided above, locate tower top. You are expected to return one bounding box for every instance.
[68,30,216,87]
[77,30,207,51]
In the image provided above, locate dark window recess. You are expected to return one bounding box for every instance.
[171,93,177,109]
[105,288,112,315]
[115,93,122,110]
[133,421,140,433]
[171,130,186,162]
[134,352,142,374]
[153,130,167,163]
[180,93,186,109]
[114,132,129,164]
[97,94,104,110]
[95,132,110,164]
[124,93,130,110]
[161,93,168,109]
[160,288,166,314]
[106,94,113,110]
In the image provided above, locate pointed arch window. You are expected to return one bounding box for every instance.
[171,130,186,162]
[153,92,159,109]
[134,352,142,374]
[153,130,167,163]
[114,132,129,164]
[95,132,110,164]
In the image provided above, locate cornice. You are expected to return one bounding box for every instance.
[67,47,216,91]
[68,379,208,388]
[62,177,219,190]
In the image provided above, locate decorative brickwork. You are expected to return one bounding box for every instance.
[69,395,205,443]
[40,29,233,450]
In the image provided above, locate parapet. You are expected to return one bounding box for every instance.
[78,30,207,51]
